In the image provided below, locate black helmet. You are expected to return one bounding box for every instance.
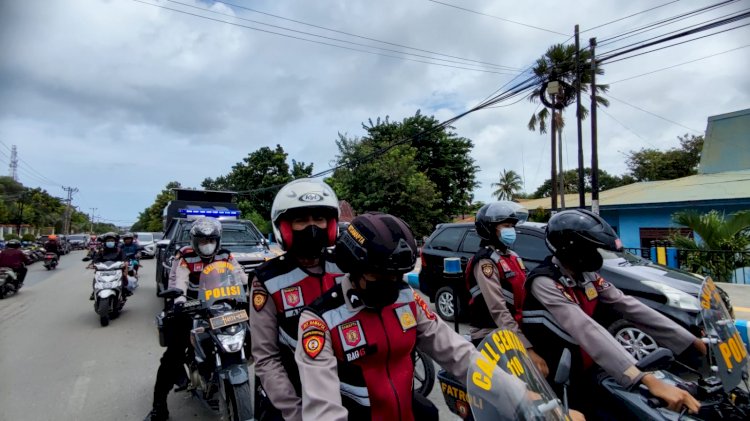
[100,232,119,246]
[545,209,622,273]
[190,217,222,258]
[122,232,134,240]
[336,212,417,275]
[475,201,529,241]
[6,239,21,248]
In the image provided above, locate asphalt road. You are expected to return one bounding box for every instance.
[2,253,749,421]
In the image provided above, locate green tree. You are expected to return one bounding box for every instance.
[330,111,478,226]
[131,181,181,232]
[202,145,313,222]
[626,134,704,181]
[527,43,609,134]
[491,169,523,200]
[671,210,750,282]
[531,168,633,199]
[328,139,441,237]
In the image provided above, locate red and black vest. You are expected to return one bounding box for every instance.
[255,254,341,394]
[178,246,233,300]
[465,246,527,328]
[522,256,606,386]
[309,283,421,421]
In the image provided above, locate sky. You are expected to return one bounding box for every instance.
[1,0,748,227]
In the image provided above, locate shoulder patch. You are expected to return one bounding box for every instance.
[594,276,611,291]
[301,319,328,332]
[555,284,576,303]
[413,292,436,320]
[252,280,268,312]
[481,263,495,278]
[301,329,325,359]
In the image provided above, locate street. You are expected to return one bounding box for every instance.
[2,252,749,421]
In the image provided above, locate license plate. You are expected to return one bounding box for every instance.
[209,310,249,330]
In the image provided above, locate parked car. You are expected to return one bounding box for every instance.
[418,221,734,360]
[155,217,276,296]
[134,232,157,258]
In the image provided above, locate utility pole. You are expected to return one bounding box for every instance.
[90,207,97,233]
[62,186,78,235]
[548,81,559,212]
[575,25,586,209]
[558,124,565,210]
[9,145,18,182]
[589,38,600,215]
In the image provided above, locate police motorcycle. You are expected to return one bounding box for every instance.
[590,277,749,420]
[43,252,58,270]
[459,328,572,421]
[0,267,22,298]
[157,261,253,421]
[83,257,128,327]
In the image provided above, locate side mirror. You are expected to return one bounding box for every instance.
[636,348,674,371]
[82,257,91,262]
[156,239,170,249]
[158,287,184,299]
[555,348,572,385]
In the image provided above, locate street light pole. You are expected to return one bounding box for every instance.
[589,38,600,214]
[90,207,97,233]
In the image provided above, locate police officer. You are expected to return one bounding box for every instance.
[466,201,548,377]
[295,212,549,421]
[522,209,704,416]
[250,178,341,421]
[144,217,248,421]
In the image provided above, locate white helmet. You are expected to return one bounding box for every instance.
[271,178,339,250]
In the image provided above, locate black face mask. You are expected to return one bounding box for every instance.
[560,249,603,273]
[290,225,328,258]
[353,275,403,309]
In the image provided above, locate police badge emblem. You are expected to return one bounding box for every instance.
[481,263,494,278]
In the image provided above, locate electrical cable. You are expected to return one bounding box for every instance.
[426,0,569,36]
[580,0,682,34]
[131,0,516,75]
[606,94,702,133]
[209,0,522,71]
[608,44,750,84]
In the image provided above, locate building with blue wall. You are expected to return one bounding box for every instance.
[521,108,750,249]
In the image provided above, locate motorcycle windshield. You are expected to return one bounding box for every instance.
[467,329,566,421]
[94,261,124,270]
[198,260,246,306]
[700,277,748,392]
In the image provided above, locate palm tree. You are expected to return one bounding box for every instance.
[527,43,610,134]
[491,169,523,200]
[672,210,750,282]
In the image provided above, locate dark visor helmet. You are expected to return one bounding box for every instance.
[336,212,417,275]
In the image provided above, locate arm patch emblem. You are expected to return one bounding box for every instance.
[302,329,325,359]
[481,263,495,278]
[413,292,436,320]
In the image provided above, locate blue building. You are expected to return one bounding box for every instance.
[521,108,750,249]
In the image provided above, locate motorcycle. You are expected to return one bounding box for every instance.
[157,260,253,421]
[593,276,749,420]
[85,258,127,327]
[0,267,22,298]
[43,252,58,270]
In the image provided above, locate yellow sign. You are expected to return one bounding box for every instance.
[202,261,236,275]
[399,311,416,330]
[700,277,723,310]
[471,330,527,391]
[440,381,484,409]
[204,285,243,301]
[719,330,749,371]
[347,224,366,245]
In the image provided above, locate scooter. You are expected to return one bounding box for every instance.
[0,267,22,298]
[43,252,58,270]
[85,258,127,327]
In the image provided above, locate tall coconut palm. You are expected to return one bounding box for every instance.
[491,169,523,200]
[527,43,610,134]
[672,210,750,282]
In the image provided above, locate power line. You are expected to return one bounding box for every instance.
[209,0,522,71]
[0,140,63,187]
[602,22,750,64]
[581,0,682,33]
[607,94,702,133]
[608,44,750,84]
[426,0,569,36]
[131,0,516,75]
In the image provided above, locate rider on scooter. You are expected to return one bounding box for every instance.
[0,239,31,284]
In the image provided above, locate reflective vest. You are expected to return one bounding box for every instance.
[255,254,341,394]
[309,284,419,421]
[465,246,527,328]
[521,257,602,385]
[178,246,232,299]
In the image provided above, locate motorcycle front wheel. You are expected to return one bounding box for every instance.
[220,380,253,421]
[97,297,111,327]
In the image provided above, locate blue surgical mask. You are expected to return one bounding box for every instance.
[499,228,516,247]
[105,241,115,248]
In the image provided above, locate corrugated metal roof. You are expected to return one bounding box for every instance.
[519,170,750,210]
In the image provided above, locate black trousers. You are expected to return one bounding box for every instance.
[14,267,28,283]
[152,317,192,408]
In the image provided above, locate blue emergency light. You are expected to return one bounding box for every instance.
[178,209,241,217]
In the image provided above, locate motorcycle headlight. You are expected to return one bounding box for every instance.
[642,281,700,311]
[217,330,246,353]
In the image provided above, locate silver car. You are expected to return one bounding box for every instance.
[135,232,157,258]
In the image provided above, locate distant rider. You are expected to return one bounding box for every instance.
[89,232,131,299]
[0,239,32,284]
[44,234,63,261]
[121,232,141,277]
